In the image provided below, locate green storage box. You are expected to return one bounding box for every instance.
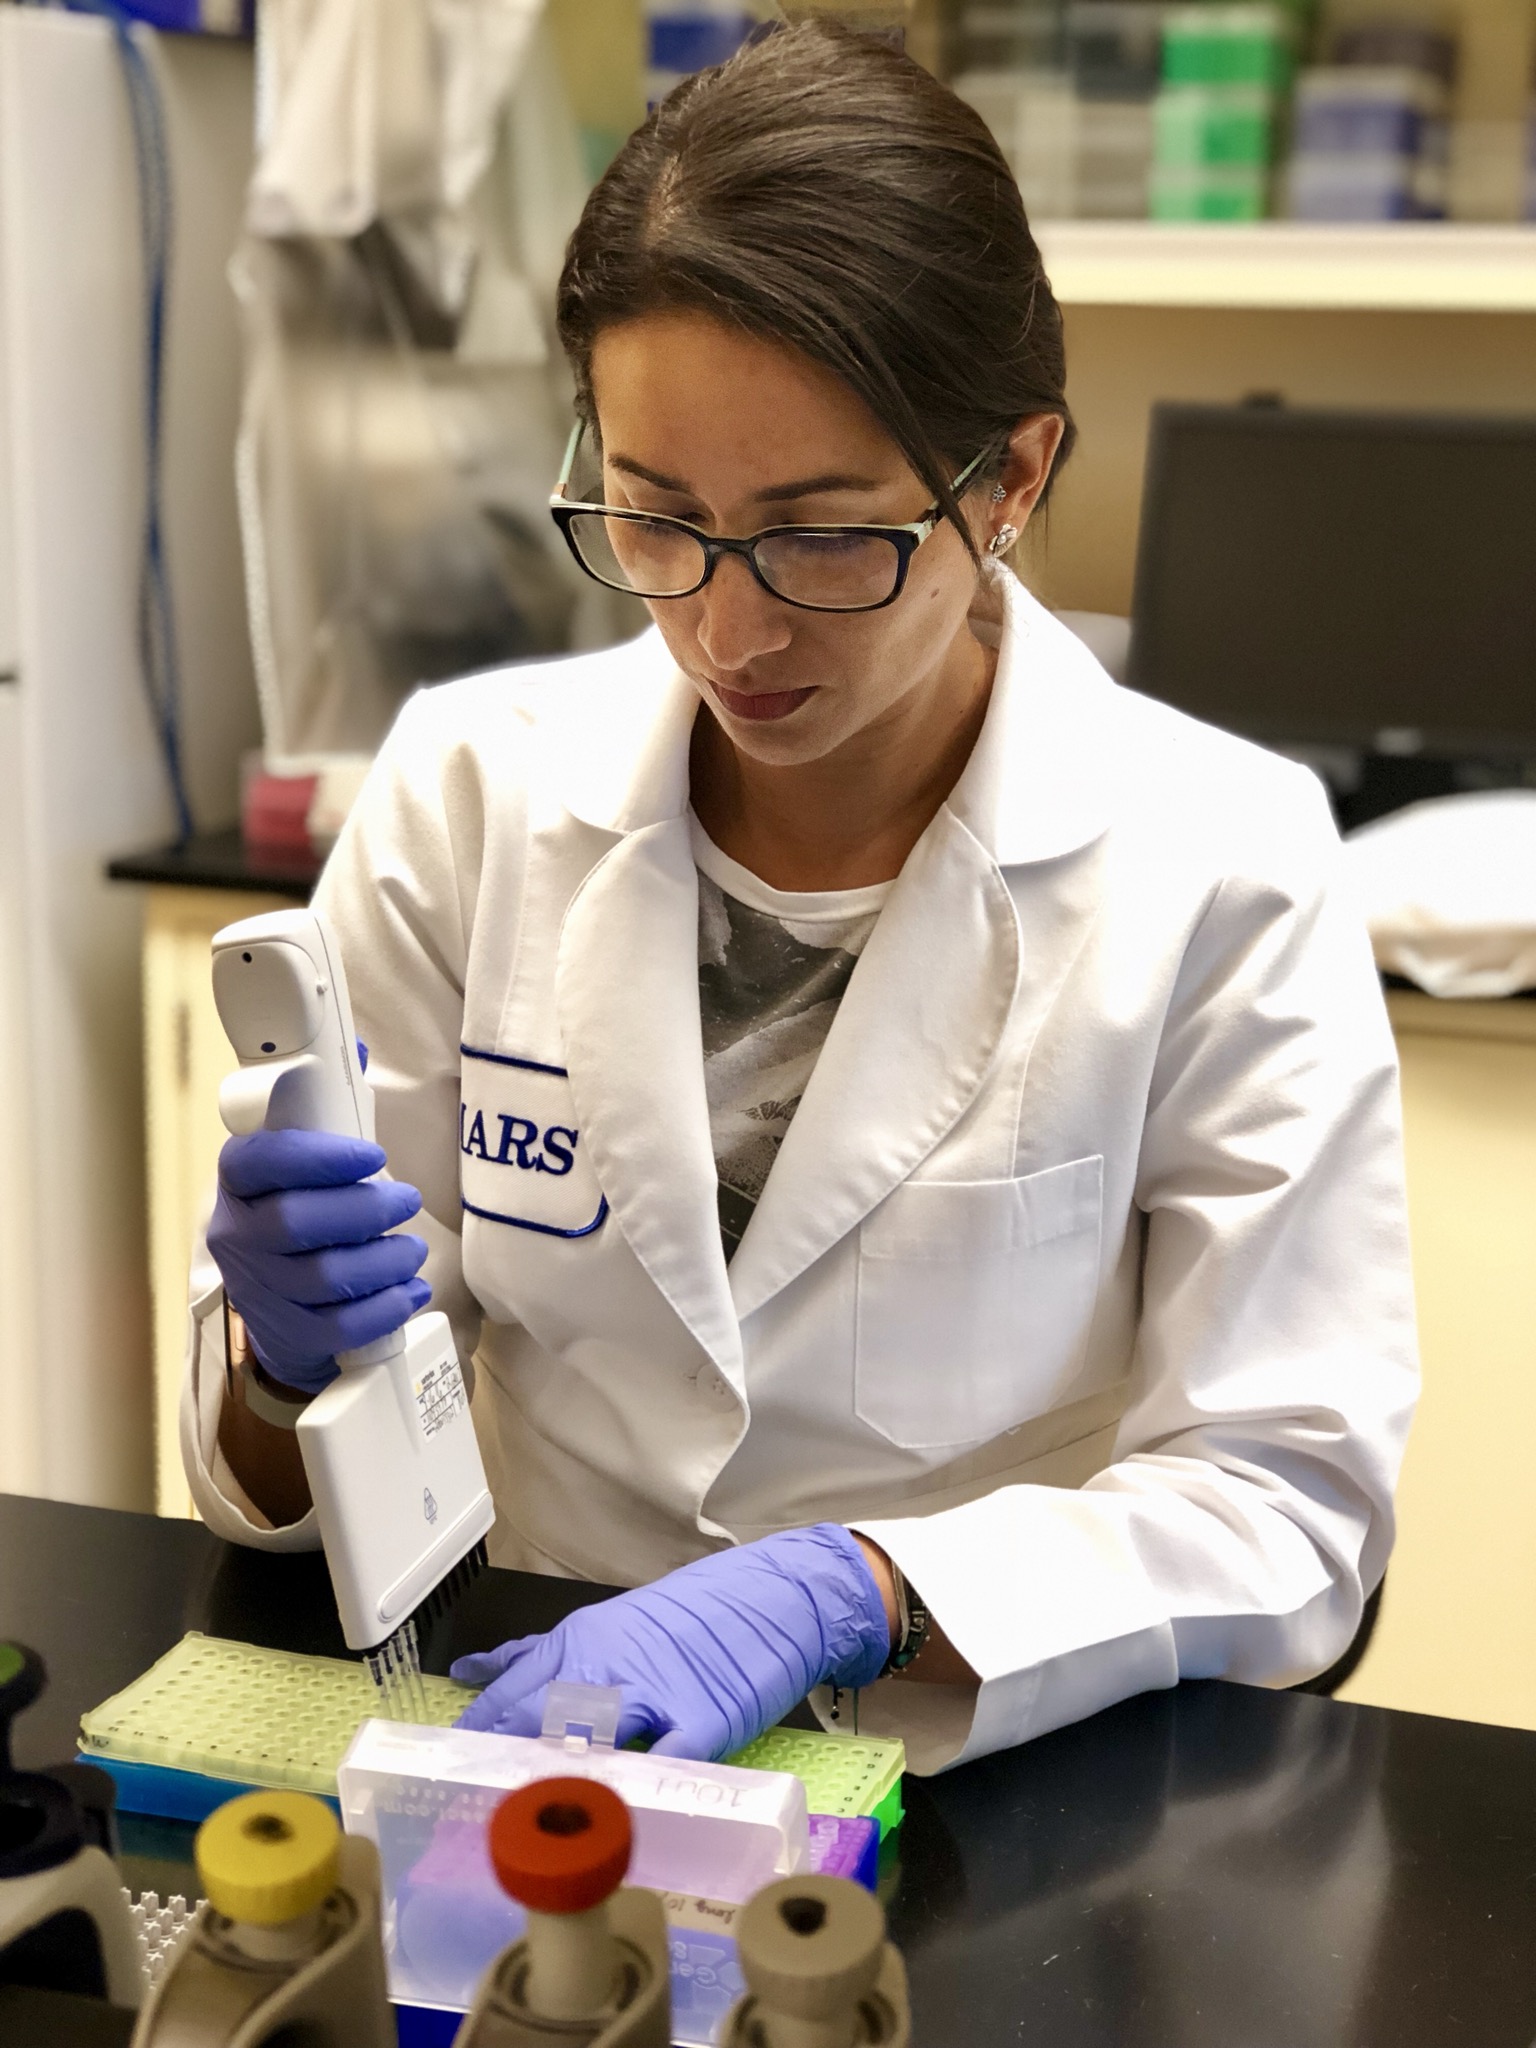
[1150,165,1270,217]
[1161,4,1292,90]
[1154,85,1275,167]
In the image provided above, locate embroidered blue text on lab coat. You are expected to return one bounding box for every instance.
[459,1105,577,1175]
[457,1046,608,1238]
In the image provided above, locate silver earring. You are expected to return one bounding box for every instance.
[990,484,1007,502]
[988,523,1018,556]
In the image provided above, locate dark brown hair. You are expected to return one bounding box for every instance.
[556,21,1074,559]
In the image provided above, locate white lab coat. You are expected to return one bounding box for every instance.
[183,567,1419,1774]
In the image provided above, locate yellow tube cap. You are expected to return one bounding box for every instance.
[197,1790,341,1926]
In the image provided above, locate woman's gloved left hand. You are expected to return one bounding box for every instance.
[450,1524,892,1760]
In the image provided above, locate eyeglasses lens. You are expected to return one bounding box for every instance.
[568,513,706,597]
[754,531,903,610]
[568,513,902,611]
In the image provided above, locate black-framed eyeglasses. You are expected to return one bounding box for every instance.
[549,423,988,616]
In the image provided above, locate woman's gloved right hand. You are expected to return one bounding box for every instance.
[207,1129,431,1395]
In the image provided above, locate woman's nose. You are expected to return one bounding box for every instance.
[692,552,793,671]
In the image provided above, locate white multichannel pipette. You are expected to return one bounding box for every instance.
[211,908,495,1717]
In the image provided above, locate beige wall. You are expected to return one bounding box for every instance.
[547,0,644,159]
[1019,303,1536,616]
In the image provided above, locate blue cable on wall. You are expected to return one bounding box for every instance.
[62,0,195,844]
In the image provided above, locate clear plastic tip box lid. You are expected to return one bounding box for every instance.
[336,1710,810,2012]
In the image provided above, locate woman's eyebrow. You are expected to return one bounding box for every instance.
[754,472,882,503]
[607,454,883,501]
[607,454,692,491]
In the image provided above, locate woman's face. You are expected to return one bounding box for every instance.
[587,310,1057,771]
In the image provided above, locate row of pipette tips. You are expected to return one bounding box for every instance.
[366,1615,433,1723]
[365,1535,489,1723]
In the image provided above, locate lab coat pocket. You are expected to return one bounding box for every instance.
[459,1047,608,1238]
[855,1156,1105,1451]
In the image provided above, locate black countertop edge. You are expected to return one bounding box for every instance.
[106,827,319,897]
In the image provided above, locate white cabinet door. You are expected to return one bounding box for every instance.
[1337,994,1536,1730]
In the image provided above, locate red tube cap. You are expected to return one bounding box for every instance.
[489,1777,633,1914]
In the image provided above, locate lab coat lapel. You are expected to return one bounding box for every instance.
[727,807,1022,1323]
[547,582,1118,1356]
[556,814,744,1382]
[725,570,1117,1324]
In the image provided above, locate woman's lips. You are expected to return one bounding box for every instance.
[708,678,816,723]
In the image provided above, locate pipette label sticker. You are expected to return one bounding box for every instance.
[414,1355,468,1442]
[457,1046,609,1238]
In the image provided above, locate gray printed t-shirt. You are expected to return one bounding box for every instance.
[691,815,891,1263]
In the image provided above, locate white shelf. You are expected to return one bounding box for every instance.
[1035,222,1536,312]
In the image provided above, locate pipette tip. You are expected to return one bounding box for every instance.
[364,1540,487,1720]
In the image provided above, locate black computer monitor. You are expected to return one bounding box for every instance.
[1127,402,1536,758]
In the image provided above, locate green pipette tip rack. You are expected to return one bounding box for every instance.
[80,1633,906,1830]
[79,1633,472,1797]
[724,1728,905,1838]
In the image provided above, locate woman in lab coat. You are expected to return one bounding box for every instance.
[186,23,1418,1774]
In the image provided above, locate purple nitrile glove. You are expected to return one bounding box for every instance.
[450,1525,892,1761]
[207,1125,430,1397]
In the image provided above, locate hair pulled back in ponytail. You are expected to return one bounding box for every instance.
[556,21,1074,560]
